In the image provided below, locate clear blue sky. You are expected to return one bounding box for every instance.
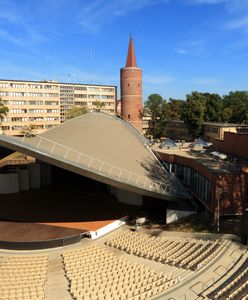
[0,0,248,100]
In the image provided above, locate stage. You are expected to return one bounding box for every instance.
[0,186,134,249]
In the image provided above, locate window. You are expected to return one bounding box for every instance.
[13,84,26,89]
[3,117,11,122]
[0,83,9,88]
[10,100,26,105]
[45,101,59,106]
[9,92,25,97]
[28,84,43,89]
[74,102,87,106]
[74,86,87,91]
[101,87,114,92]
[88,94,100,99]
[128,114,130,119]
[60,85,74,90]
[101,95,114,99]
[12,117,28,122]
[46,109,59,113]
[44,93,59,98]
[0,91,8,96]
[88,87,100,91]
[28,109,44,114]
[44,85,58,90]
[29,117,44,122]
[74,94,87,98]
[27,92,43,97]
[28,101,43,105]
[9,109,26,114]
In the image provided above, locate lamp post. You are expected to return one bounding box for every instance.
[216,187,222,233]
[217,194,220,233]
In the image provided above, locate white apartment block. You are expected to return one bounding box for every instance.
[0,79,117,136]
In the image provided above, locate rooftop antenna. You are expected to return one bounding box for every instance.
[72,73,76,83]
[88,48,94,84]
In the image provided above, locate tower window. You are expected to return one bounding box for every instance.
[128,84,130,86]
[128,114,130,119]
[138,84,140,87]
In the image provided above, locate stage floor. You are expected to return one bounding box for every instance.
[0,186,135,244]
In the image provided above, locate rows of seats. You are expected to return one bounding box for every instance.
[62,245,180,300]
[0,255,48,300]
[208,258,248,300]
[105,231,229,271]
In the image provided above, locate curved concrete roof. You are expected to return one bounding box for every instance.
[0,113,189,200]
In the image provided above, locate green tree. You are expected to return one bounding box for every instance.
[20,124,36,137]
[222,91,248,124]
[144,94,167,138]
[203,93,223,122]
[0,98,9,131]
[166,98,184,121]
[220,107,233,123]
[94,101,105,112]
[66,106,88,120]
[0,98,8,121]
[182,91,206,137]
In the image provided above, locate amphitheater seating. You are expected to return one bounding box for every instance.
[62,245,180,300]
[208,258,248,300]
[105,231,229,271]
[0,255,48,300]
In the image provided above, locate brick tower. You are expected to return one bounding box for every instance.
[120,36,142,131]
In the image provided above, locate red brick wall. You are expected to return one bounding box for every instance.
[214,173,247,215]
[120,67,142,131]
[213,132,248,160]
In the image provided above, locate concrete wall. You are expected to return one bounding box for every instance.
[28,164,41,189]
[166,209,195,224]
[0,173,19,194]
[90,217,127,239]
[18,169,29,191]
[40,163,52,187]
[117,189,143,206]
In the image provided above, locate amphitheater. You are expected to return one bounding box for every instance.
[0,226,248,300]
[0,113,247,299]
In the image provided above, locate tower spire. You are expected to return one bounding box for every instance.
[125,35,137,68]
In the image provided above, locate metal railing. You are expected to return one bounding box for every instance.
[20,133,174,196]
[192,248,247,299]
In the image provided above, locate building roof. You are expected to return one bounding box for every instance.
[153,145,244,174]
[165,120,248,128]
[0,112,189,200]
[203,122,248,128]
[125,36,137,68]
[0,78,117,88]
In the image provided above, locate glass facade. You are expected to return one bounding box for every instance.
[174,163,212,206]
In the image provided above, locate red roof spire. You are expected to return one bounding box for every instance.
[125,35,137,68]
